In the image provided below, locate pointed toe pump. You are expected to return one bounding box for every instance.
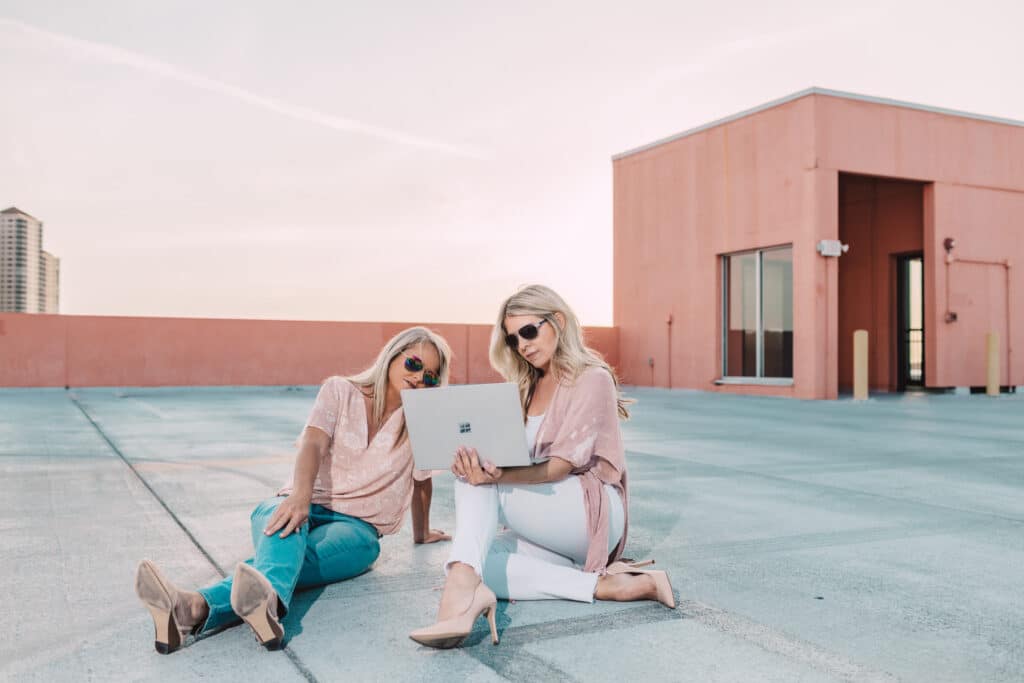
[409,581,499,649]
[230,563,285,650]
[606,559,676,609]
[135,559,194,654]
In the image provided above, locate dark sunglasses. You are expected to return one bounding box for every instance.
[504,318,549,349]
[402,353,441,387]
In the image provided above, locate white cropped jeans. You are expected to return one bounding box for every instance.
[447,477,625,602]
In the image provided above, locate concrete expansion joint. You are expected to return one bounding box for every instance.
[64,392,321,682]
[66,392,228,578]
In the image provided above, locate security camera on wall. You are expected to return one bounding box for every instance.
[816,240,849,257]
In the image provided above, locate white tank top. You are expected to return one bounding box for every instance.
[525,413,545,456]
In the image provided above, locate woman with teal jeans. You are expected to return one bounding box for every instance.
[135,327,453,653]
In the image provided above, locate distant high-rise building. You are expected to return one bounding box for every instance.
[1,207,59,313]
[42,250,60,313]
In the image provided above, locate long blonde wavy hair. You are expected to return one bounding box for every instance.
[489,285,631,420]
[346,326,453,443]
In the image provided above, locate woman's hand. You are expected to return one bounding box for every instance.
[451,446,502,485]
[264,493,311,538]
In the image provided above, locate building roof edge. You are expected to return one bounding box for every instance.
[1,206,41,222]
[612,87,1024,161]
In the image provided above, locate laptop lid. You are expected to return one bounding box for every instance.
[401,383,531,471]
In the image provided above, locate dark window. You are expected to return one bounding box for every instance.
[722,246,793,379]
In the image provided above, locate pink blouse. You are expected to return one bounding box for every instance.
[533,366,628,572]
[277,376,423,536]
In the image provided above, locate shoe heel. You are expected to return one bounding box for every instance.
[486,605,499,645]
[144,604,180,654]
[409,581,499,649]
[242,596,284,650]
[607,558,656,573]
[231,564,285,650]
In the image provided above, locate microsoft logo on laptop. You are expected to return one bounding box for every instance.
[459,422,471,434]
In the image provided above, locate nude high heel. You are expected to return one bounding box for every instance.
[230,563,284,650]
[409,581,499,649]
[606,559,676,609]
[607,559,656,571]
[134,559,195,654]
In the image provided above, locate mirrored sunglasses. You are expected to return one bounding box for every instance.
[504,318,549,349]
[402,353,441,387]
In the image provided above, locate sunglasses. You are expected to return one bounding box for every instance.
[504,318,549,349]
[402,353,441,387]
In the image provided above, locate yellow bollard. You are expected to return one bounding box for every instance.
[986,332,1000,397]
[853,330,869,400]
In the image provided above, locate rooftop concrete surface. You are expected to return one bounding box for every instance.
[2,386,1021,681]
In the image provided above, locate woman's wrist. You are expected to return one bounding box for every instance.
[290,486,313,503]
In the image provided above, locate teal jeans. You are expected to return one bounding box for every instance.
[197,496,381,633]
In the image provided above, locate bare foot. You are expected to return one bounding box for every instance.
[594,572,657,602]
[436,562,481,621]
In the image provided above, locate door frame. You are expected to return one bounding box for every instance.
[895,252,925,391]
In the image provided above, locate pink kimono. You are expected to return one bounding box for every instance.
[533,366,628,571]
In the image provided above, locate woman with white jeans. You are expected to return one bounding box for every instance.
[448,443,626,603]
[410,285,675,649]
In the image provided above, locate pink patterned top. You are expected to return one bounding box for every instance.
[534,366,629,572]
[277,376,426,536]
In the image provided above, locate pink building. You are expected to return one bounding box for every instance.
[613,88,1023,399]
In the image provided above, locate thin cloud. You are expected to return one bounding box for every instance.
[0,17,487,160]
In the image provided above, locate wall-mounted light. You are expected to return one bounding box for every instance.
[943,237,956,253]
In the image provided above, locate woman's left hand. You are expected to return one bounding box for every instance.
[452,446,502,485]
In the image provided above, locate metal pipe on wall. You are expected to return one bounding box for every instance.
[942,242,1013,390]
[666,314,673,389]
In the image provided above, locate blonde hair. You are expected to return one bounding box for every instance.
[346,326,453,443]
[489,284,631,419]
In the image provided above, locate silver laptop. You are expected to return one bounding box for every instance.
[401,382,532,471]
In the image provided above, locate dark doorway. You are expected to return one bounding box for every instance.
[896,254,925,390]
[837,174,926,393]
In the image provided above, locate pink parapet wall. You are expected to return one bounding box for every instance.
[0,314,619,388]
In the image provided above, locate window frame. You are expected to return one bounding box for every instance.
[720,244,794,384]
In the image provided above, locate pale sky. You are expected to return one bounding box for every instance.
[2,0,1021,325]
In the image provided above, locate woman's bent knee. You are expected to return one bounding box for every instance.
[250,496,286,523]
